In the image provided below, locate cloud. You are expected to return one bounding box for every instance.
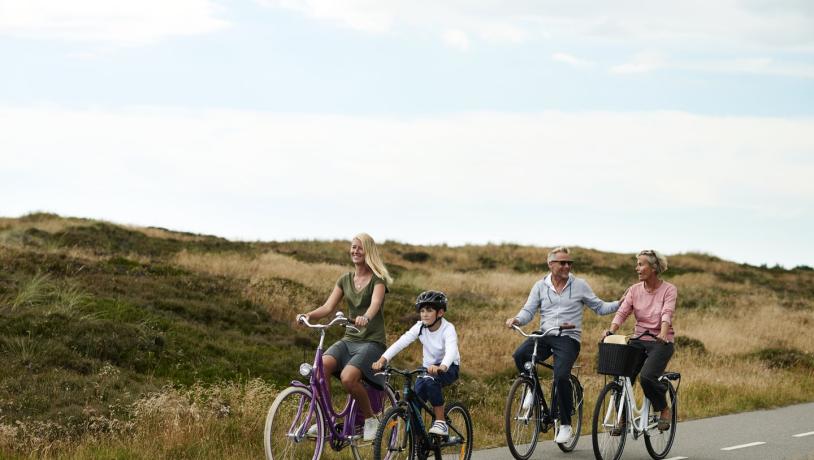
[611,52,666,74]
[552,52,595,69]
[0,0,229,45]
[610,53,814,78]
[258,1,814,51]
[3,105,813,266]
[442,29,470,51]
[3,105,812,213]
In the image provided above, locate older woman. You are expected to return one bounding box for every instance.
[299,232,393,441]
[604,249,677,431]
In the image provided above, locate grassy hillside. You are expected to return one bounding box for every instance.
[1,213,813,458]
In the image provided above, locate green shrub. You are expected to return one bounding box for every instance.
[403,251,431,263]
[750,347,814,370]
[675,335,707,354]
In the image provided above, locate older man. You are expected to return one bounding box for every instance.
[505,247,623,444]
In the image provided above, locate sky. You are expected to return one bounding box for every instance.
[2,0,813,268]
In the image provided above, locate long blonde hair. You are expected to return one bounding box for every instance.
[354,233,393,286]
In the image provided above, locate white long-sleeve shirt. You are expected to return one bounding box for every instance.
[381,318,460,369]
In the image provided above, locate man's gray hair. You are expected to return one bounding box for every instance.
[547,246,571,263]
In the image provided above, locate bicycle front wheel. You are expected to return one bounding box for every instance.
[373,405,412,460]
[557,375,583,452]
[504,377,540,460]
[264,386,324,460]
[351,384,399,460]
[644,380,677,459]
[439,402,473,460]
[592,381,626,460]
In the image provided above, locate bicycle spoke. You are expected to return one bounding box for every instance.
[505,378,540,460]
[264,387,323,460]
[592,382,626,460]
[644,381,677,459]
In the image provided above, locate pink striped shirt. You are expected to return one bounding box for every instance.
[612,281,677,342]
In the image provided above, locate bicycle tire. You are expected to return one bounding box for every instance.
[592,381,626,460]
[504,377,540,460]
[557,375,583,452]
[351,384,399,460]
[644,380,677,459]
[438,402,473,460]
[373,404,413,460]
[264,386,324,460]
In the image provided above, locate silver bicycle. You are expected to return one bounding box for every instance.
[591,332,681,460]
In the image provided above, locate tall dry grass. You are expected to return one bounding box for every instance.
[173,250,347,321]
[173,250,345,291]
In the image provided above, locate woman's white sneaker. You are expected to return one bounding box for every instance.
[363,417,380,441]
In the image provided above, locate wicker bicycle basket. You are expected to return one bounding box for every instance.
[597,342,645,377]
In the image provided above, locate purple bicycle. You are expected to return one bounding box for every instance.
[264,312,398,460]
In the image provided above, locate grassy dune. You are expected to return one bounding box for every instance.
[1,213,812,458]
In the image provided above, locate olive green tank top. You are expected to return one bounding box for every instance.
[336,272,387,346]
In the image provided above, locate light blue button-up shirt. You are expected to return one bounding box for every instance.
[514,274,619,343]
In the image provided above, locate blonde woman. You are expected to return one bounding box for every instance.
[604,249,677,431]
[299,233,393,441]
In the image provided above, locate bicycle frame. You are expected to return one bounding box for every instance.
[293,313,387,450]
[612,376,653,440]
[514,325,577,422]
[387,367,465,451]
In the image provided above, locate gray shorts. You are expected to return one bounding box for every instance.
[325,339,386,389]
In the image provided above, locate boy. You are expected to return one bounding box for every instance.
[372,290,460,436]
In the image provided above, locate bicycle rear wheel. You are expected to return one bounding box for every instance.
[439,402,473,460]
[592,381,626,460]
[556,375,583,452]
[373,405,412,460]
[351,384,398,460]
[504,377,540,460]
[644,380,677,459]
[264,386,324,460]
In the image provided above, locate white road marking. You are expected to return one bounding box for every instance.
[721,441,766,451]
[793,431,814,438]
[664,457,688,460]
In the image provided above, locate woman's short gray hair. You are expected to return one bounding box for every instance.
[638,249,669,274]
[547,247,571,263]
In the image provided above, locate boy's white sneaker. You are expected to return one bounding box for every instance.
[363,417,379,441]
[554,424,572,444]
[429,420,448,436]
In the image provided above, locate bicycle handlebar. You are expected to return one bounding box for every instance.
[375,366,431,380]
[511,323,576,338]
[630,331,659,340]
[296,312,361,333]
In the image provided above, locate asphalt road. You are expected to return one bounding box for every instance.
[469,402,814,460]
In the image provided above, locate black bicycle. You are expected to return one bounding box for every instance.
[373,366,473,460]
[505,324,584,460]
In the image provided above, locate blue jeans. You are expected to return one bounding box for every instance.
[415,364,459,407]
[513,335,580,425]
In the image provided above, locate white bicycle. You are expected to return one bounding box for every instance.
[591,332,681,460]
